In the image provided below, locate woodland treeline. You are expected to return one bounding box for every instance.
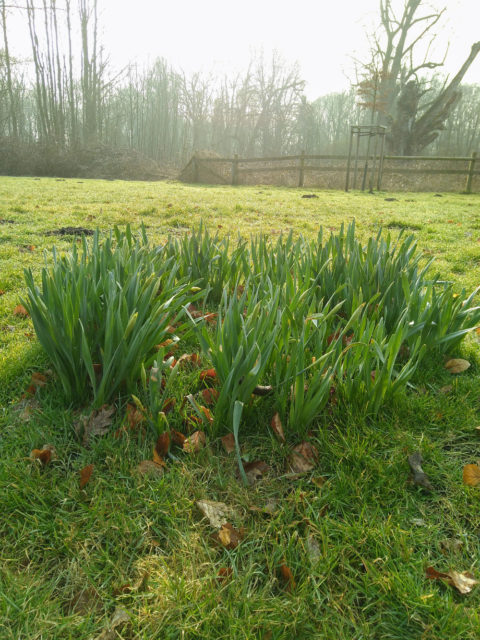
[1,0,479,177]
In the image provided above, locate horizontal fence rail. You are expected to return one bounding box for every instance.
[181,151,478,193]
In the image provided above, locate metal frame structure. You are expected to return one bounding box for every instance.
[345,124,387,192]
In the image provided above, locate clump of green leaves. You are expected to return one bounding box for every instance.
[24,226,187,406]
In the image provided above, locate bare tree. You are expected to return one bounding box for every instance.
[361,0,480,154]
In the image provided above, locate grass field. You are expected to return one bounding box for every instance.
[1,176,480,639]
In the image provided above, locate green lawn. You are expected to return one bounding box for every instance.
[1,177,480,639]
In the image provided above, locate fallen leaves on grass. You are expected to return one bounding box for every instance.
[136,460,164,477]
[183,430,206,453]
[221,432,235,454]
[252,384,273,396]
[270,412,285,442]
[24,371,48,396]
[200,388,219,405]
[171,430,186,446]
[287,442,319,474]
[215,522,244,550]
[279,564,296,592]
[242,460,270,485]
[154,432,170,460]
[93,606,130,640]
[79,463,94,488]
[177,352,201,367]
[439,538,464,555]
[445,358,471,374]
[30,444,57,464]
[13,304,29,317]
[75,405,115,446]
[0,289,5,296]
[216,567,233,584]
[463,464,480,487]
[197,499,236,528]
[408,451,433,491]
[199,368,217,382]
[426,566,478,594]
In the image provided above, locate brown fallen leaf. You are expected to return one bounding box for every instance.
[93,606,130,640]
[183,430,206,453]
[66,586,102,615]
[445,358,471,374]
[279,564,296,592]
[171,429,186,446]
[177,352,201,367]
[199,368,217,382]
[200,405,214,424]
[270,412,285,442]
[426,566,478,594]
[221,432,235,454]
[408,451,433,491]
[197,499,236,528]
[0,289,5,296]
[242,460,270,485]
[200,388,219,405]
[125,403,144,430]
[154,432,170,463]
[75,405,115,446]
[31,444,57,464]
[287,442,319,474]
[162,397,176,413]
[439,384,453,395]
[79,463,94,489]
[463,464,480,487]
[216,522,244,550]
[135,460,164,477]
[252,385,273,396]
[216,567,233,584]
[13,304,29,317]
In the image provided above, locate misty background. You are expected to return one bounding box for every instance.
[1,0,479,178]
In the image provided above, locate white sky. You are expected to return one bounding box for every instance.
[7,0,480,99]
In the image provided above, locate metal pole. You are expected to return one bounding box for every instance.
[345,130,354,191]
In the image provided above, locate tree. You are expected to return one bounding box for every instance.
[361,0,480,154]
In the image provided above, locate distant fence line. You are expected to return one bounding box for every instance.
[180,151,479,193]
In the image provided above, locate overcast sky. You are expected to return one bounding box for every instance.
[7,0,480,99]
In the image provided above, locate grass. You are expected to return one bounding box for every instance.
[1,177,480,639]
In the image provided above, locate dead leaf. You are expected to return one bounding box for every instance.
[279,564,296,592]
[183,430,206,453]
[66,586,101,615]
[287,442,319,474]
[408,451,433,491]
[162,397,176,413]
[221,432,235,454]
[199,368,217,382]
[93,606,130,640]
[0,290,5,296]
[439,384,453,395]
[135,460,164,477]
[439,538,464,555]
[463,464,480,486]
[252,385,273,396]
[201,388,219,405]
[200,405,214,424]
[31,444,57,465]
[79,463,94,489]
[445,359,471,374]
[177,352,201,367]
[197,499,236,528]
[242,460,270,485]
[13,304,29,317]
[170,430,186,447]
[125,403,144,431]
[306,534,321,562]
[270,412,285,442]
[216,567,233,584]
[75,405,115,446]
[216,522,244,549]
[426,566,478,594]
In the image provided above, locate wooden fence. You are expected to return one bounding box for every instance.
[180,151,479,193]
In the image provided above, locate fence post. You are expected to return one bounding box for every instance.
[465,151,477,194]
[231,154,239,185]
[298,150,305,187]
[376,131,386,191]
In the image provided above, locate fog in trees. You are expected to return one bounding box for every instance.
[0,0,479,176]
